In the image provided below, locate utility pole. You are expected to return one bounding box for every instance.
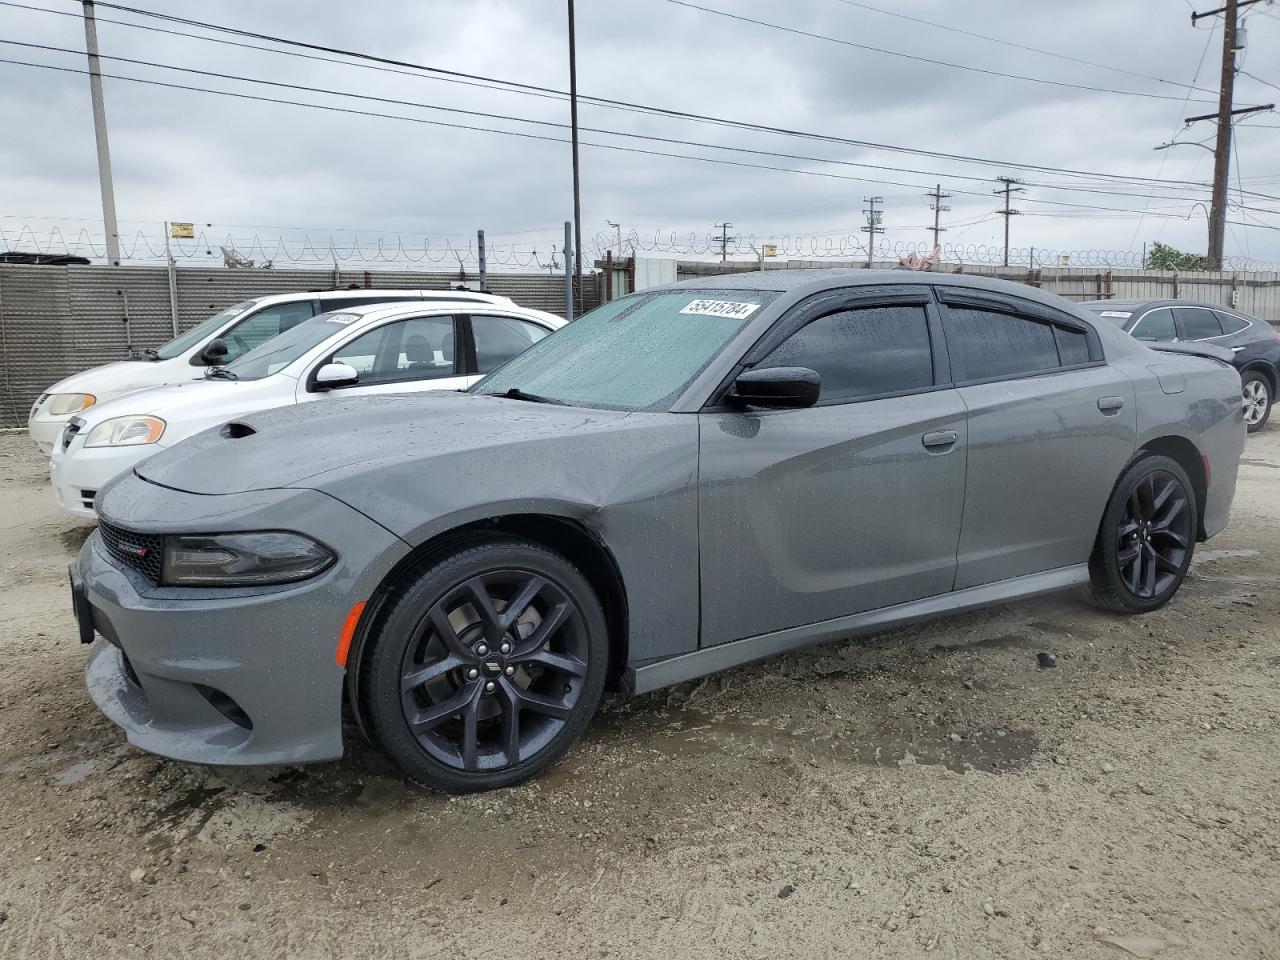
[714,222,735,263]
[926,184,951,250]
[566,0,582,319]
[994,177,1024,267]
[1207,0,1237,271]
[82,1,121,267]
[861,197,883,268]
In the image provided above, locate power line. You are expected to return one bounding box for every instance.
[14,41,1279,218]
[4,0,1258,197]
[664,0,1219,104]
[825,0,1219,94]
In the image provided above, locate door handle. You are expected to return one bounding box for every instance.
[1097,396,1124,414]
[922,430,958,449]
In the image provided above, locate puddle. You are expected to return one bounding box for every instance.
[52,759,105,785]
[58,525,96,554]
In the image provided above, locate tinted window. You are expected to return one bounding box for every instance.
[946,307,1059,381]
[1214,311,1249,335]
[1177,307,1223,340]
[470,314,551,373]
[320,295,417,311]
[157,300,256,360]
[474,291,774,411]
[223,301,316,361]
[758,304,933,402]
[331,315,456,384]
[1129,308,1177,341]
[1055,325,1091,366]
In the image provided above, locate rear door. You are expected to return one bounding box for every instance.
[1174,306,1225,342]
[937,289,1136,589]
[697,286,968,647]
[462,313,556,386]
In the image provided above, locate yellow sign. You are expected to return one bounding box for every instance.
[761,243,778,257]
[170,222,195,239]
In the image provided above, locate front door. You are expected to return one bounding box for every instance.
[698,289,967,648]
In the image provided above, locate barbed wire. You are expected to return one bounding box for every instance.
[589,228,1280,271]
[4,220,1278,273]
[0,222,567,271]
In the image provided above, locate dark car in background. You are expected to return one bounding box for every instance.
[1084,299,1280,433]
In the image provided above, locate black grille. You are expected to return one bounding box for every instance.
[99,521,164,584]
[62,416,84,452]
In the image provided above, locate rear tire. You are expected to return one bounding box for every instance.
[1089,454,1197,614]
[359,538,608,793]
[1242,371,1272,434]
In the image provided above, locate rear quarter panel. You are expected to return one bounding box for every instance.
[1119,353,1244,539]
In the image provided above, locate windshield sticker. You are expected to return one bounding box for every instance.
[679,299,761,320]
[1097,311,1133,319]
[325,314,358,325]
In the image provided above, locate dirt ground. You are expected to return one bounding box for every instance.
[0,430,1277,960]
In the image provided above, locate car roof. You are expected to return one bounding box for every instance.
[324,300,566,327]
[1082,298,1237,312]
[661,268,1097,316]
[250,289,513,307]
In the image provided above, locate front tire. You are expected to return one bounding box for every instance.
[359,539,609,793]
[1089,454,1197,614]
[1242,371,1272,433]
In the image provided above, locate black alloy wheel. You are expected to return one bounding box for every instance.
[1114,470,1193,600]
[1089,454,1197,614]
[361,539,608,793]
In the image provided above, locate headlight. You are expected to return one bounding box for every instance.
[161,532,336,586]
[83,415,165,448]
[47,393,96,416]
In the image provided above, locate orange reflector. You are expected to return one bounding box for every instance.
[335,600,367,667]
[1202,454,1212,491]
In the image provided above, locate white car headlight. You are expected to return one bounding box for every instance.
[47,393,97,416]
[83,415,166,448]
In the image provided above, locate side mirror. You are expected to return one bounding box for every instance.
[197,338,229,366]
[314,362,359,390]
[731,366,820,409]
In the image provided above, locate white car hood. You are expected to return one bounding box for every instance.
[72,376,298,443]
[44,357,195,400]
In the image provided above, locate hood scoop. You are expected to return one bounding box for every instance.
[220,421,257,439]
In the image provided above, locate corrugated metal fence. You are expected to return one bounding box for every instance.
[0,265,601,429]
[677,260,1280,323]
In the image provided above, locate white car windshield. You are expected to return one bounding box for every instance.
[154,301,257,360]
[223,312,360,380]
[472,290,777,411]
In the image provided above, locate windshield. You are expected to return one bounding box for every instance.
[154,301,256,360]
[472,290,776,411]
[224,312,359,380]
[1085,306,1134,328]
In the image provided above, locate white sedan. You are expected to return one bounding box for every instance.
[50,299,564,518]
[28,288,517,454]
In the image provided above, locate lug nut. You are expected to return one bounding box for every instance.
[499,642,512,654]
[475,643,489,656]
[484,680,496,693]
[504,666,515,676]
[466,668,479,680]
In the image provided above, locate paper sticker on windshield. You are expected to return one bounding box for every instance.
[679,299,760,320]
[325,313,358,325]
[1098,311,1132,319]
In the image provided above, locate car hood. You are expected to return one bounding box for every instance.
[72,376,294,433]
[42,357,191,400]
[134,392,633,495]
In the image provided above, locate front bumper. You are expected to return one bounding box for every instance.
[50,441,164,519]
[28,413,68,456]
[76,477,410,766]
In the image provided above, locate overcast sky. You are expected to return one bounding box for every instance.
[1,0,1277,270]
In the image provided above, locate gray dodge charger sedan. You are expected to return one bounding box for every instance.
[72,271,1245,793]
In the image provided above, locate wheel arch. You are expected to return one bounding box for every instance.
[1239,361,1277,395]
[1135,435,1209,541]
[344,512,631,740]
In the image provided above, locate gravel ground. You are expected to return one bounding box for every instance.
[0,429,1277,960]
